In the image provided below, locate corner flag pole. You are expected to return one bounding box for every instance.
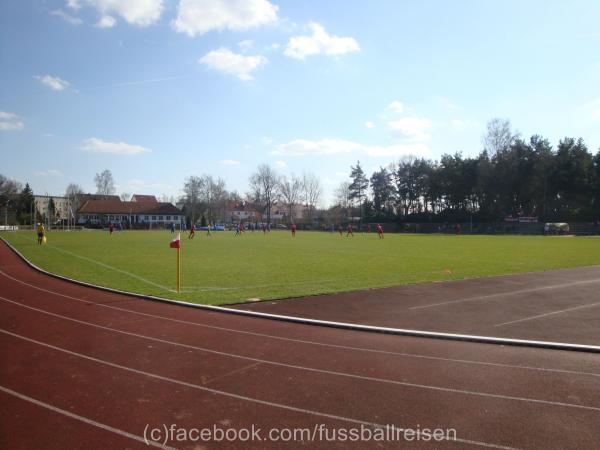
[177,245,181,293]
[170,233,181,293]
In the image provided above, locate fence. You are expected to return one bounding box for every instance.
[377,222,600,236]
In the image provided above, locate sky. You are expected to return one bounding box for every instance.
[1,0,599,205]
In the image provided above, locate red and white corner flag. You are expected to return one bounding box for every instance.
[170,233,181,249]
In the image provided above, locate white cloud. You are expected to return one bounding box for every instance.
[172,0,278,37]
[364,143,429,157]
[0,111,24,131]
[219,159,240,165]
[365,121,375,129]
[34,169,62,177]
[274,138,429,158]
[35,75,70,91]
[74,0,163,27]
[284,23,360,60]
[274,138,361,156]
[96,15,116,28]
[388,117,432,142]
[67,0,82,10]
[80,137,151,154]
[387,100,405,114]
[450,119,466,129]
[199,48,266,81]
[238,39,254,51]
[274,160,287,168]
[50,9,83,25]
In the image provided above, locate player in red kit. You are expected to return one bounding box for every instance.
[346,224,354,237]
[291,223,297,237]
[376,223,384,239]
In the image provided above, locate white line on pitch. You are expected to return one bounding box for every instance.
[495,301,600,327]
[0,385,176,449]
[0,328,520,450]
[1,296,599,413]
[1,269,598,378]
[410,278,600,310]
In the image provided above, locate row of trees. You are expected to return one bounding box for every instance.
[180,165,323,225]
[3,119,599,226]
[335,120,600,223]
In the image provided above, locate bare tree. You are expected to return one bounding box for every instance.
[249,164,279,225]
[119,192,130,202]
[65,183,84,223]
[302,172,322,222]
[0,174,22,202]
[94,170,115,196]
[334,181,352,209]
[182,175,204,225]
[199,175,227,223]
[278,174,302,224]
[159,194,176,204]
[482,118,519,156]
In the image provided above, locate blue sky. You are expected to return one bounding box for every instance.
[1,0,599,204]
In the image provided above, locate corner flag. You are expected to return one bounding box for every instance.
[170,233,181,248]
[170,233,181,293]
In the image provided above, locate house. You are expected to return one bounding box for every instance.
[228,203,262,223]
[33,195,71,221]
[131,194,158,203]
[77,198,183,227]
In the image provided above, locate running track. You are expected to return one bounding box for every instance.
[1,241,599,449]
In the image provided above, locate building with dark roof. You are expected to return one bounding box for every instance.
[77,199,183,227]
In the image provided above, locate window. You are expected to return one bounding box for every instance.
[145,216,149,221]
[152,216,156,220]
[159,216,163,220]
[166,216,171,220]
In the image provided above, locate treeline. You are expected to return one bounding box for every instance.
[336,132,599,224]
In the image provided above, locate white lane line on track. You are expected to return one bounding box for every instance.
[409,278,600,310]
[14,235,175,293]
[2,296,599,414]
[1,269,598,379]
[0,328,520,450]
[495,301,600,327]
[0,385,176,450]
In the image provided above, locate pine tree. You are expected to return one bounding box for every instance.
[348,161,368,223]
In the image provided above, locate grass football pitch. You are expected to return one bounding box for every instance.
[2,229,600,305]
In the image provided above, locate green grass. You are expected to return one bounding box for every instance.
[2,229,600,305]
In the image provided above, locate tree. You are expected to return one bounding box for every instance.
[482,118,519,156]
[65,183,84,224]
[0,174,22,225]
[370,167,394,216]
[278,174,302,224]
[94,170,115,196]
[0,174,22,203]
[199,175,227,224]
[182,176,204,225]
[119,192,130,202]
[334,181,351,209]
[348,161,368,222]
[302,172,322,223]
[48,198,56,223]
[18,183,34,225]
[249,164,279,225]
